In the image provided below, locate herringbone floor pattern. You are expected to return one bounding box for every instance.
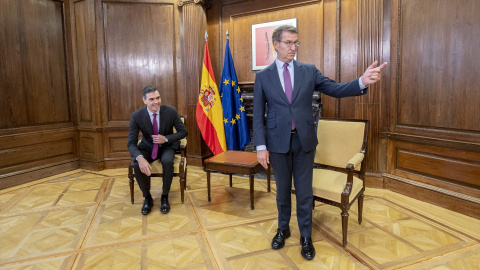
[0,167,479,269]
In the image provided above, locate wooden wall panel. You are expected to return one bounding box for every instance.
[1,140,74,169]
[386,0,480,217]
[356,0,388,174]
[71,0,105,169]
[0,0,24,128]
[102,1,177,124]
[395,143,480,188]
[73,0,96,124]
[104,131,131,159]
[0,128,77,185]
[0,0,70,128]
[79,131,102,160]
[0,0,79,189]
[320,0,338,118]
[388,0,480,172]
[338,0,358,120]
[397,0,480,132]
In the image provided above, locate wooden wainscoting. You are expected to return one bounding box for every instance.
[0,126,79,189]
[384,134,480,219]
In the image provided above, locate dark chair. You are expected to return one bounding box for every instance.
[127,116,187,204]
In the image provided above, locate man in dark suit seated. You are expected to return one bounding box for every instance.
[127,85,188,215]
[253,25,386,260]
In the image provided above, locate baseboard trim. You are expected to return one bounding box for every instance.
[384,174,480,205]
[381,174,480,219]
[0,160,80,190]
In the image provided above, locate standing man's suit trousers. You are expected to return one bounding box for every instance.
[269,131,316,237]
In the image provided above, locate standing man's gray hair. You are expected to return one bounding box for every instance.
[272,25,298,44]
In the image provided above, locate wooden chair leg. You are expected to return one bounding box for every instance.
[341,211,349,247]
[184,168,187,190]
[128,165,135,204]
[358,193,364,224]
[180,177,185,204]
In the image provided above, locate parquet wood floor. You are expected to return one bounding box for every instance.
[0,167,479,269]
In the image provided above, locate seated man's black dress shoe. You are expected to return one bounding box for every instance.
[271,228,291,249]
[300,236,316,260]
[141,197,153,215]
[160,195,170,214]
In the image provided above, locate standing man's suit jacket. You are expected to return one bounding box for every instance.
[253,60,367,153]
[127,105,188,160]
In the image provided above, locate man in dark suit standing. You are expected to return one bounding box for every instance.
[253,25,386,260]
[128,85,188,215]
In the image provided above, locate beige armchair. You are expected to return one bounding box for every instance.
[311,118,369,247]
[127,116,188,204]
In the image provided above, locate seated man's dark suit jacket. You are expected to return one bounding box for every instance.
[127,105,187,160]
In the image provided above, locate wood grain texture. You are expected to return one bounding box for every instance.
[181,1,210,164]
[0,128,77,176]
[0,0,77,189]
[396,149,479,187]
[391,140,480,188]
[338,0,358,120]
[396,0,480,132]
[356,0,387,173]
[386,0,480,213]
[102,1,177,123]
[72,0,97,124]
[321,0,337,118]
[0,0,70,129]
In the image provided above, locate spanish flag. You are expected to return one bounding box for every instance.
[196,40,227,155]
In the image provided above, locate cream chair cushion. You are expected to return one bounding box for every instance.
[315,121,365,170]
[150,155,186,174]
[173,119,187,149]
[312,169,363,203]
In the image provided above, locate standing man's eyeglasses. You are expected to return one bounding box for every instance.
[279,41,301,47]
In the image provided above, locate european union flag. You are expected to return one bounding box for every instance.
[219,39,251,150]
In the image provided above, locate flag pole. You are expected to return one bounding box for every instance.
[205,31,208,41]
[226,29,229,39]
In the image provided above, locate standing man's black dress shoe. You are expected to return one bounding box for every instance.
[300,236,316,260]
[141,197,153,215]
[160,194,170,214]
[271,228,291,249]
